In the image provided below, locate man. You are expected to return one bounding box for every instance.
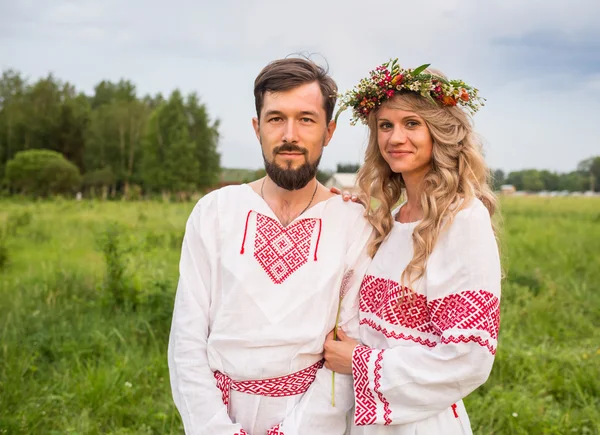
[168,57,372,435]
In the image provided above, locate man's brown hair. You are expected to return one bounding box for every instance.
[254,57,338,123]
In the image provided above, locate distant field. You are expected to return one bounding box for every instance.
[0,197,598,434]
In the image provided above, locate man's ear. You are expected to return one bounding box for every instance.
[252,117,260,140]
[323,119,337,148]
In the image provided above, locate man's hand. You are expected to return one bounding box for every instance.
[323,328,360,375]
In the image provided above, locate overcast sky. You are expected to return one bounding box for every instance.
[1,0,599,173]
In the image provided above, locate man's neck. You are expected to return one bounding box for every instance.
[261,176,319,226]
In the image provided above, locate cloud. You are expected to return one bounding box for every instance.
[492,29,600,77]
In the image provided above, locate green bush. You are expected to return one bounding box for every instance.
[96,223,138,310]
[5,149,82,197]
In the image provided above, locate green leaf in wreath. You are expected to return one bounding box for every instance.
[412,63,431,76]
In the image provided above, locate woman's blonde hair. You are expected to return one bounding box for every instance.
[357,88,498,289]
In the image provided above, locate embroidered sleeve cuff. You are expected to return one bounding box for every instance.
[351,345,392,426]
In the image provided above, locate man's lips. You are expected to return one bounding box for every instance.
[277,152,304,157]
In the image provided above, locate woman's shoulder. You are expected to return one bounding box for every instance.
[429,197,500,275]
[438,197,495,246]
[453,196,492,224]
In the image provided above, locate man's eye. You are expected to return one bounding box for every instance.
[301,118,314,123]
[269,117,282,122]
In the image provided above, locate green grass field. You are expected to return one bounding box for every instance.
[0,197,598,434]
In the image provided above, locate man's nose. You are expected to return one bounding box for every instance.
[282,120,299,143]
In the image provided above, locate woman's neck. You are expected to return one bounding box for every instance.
[398,171,425,223]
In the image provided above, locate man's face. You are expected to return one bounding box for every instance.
[252,81,336,190]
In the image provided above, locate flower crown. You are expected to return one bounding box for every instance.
[335,59,485,125]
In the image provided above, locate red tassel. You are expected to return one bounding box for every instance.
[240,210,252,254]
[451,403,458,418]
[314,219,322,261]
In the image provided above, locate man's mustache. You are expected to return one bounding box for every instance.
[273,144,308,156]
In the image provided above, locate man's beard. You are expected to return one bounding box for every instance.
[263,143,322,191]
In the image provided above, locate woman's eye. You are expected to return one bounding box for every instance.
[406,120,420,128]
[378,123,392,129]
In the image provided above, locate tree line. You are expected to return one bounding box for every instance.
[1,68,597,198]
[332,161,600,193]
[491,157,600,192]
[0,69,220,199]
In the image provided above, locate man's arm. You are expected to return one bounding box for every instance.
[168,197,249,435]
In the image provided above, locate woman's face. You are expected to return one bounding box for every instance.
[376,105,434,179]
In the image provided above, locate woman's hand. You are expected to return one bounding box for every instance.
[324,328,360,375]
[329,187,362,204]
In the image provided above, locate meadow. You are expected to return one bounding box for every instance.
[0,197,598,434]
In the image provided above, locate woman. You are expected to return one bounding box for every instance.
[324,60,501,434]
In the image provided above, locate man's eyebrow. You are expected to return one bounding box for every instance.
[263,110,285,117]
[299,111,319,117]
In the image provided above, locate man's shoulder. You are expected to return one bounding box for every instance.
[191,184,249,217]
[197,184,248,205]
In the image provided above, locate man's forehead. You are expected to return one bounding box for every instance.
[262,84,326,115]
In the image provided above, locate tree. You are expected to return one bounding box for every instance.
[505,171,524,191]
[21,75,63,151]
[0,70,27,178]
[58,87,90,172]
[317,169,333,184]
[85,82,150,197]
[142,90,199,196]
[577,156,600,191]
[0,69,230,198]
[336,163,360,173]
[0,74,90,176]
[83,167,116,199]
[521,170,544,192]
[539,170,560,191]
[557,171,587,192]
[90,80,136,109]
[506,169,545,192]
[185,93,221,189]
[491,169,505,191]
[5,149,81,196]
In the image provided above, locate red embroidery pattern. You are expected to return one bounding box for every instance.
[359,275,433,333]
[441,335,497,355]
[429,290,500,339]
[359,318,437,347]
[214,360,323,407]
[267,424,284,434]
[374,350,392,425]
[353,345,377,425]
[359,275,500,354]
[254,213,317,284]
[234,431,248,435]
